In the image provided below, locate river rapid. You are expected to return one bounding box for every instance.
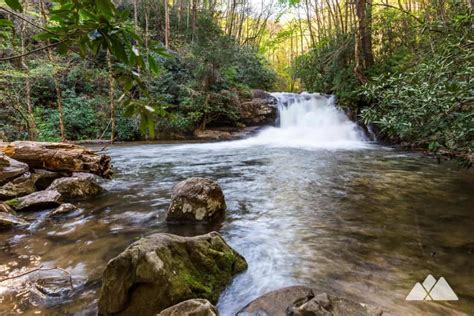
[0,93,473,315]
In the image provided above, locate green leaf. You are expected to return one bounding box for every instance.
[5,0,23,12]
[109,35,128,63]
[0,19,13,27]
[96,0,115,18]
[33,32,58,41]
[148,57,159,74]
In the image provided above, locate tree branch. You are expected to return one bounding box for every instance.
[371,3,424,25]
[0,6,55,35]
[0,41,65,61]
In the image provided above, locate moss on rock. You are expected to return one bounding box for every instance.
[98,231,247,316]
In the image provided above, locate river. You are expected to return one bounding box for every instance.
[0,93,473,315]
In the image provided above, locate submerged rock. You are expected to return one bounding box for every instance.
[98,232,247,315]
[166,177,226,223]
[9,189,62,212]
[48,203,78,217]
[238,286,389,316]
[0,153,29,186]
[194,129,233,140]
[47,173,104,200]
[0,211,29,228]
[0,173,37,200]
[157,299,218,316]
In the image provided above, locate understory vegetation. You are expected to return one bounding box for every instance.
[0,0,276,141]
[291,2,472,162]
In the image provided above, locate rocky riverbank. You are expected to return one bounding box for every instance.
[0,141,110,228]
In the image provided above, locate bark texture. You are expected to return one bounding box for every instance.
[0,141,112,179]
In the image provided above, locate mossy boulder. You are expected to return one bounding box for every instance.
[166,178,226,223]
[98,232,247,315]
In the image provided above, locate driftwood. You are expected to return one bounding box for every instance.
[0,141,112,179]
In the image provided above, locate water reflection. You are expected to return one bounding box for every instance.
[0,143,473,315]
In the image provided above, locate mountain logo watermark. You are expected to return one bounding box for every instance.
[406,274,458,301]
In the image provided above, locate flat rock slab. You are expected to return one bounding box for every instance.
[0,173,37,200]
[0,153,29,186]
[47,173,104,200]
[9,190,63,212]
[157,299,218,316]
[98,231,247,315]
[238,286,390,316]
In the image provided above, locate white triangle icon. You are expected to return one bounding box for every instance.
[406,282,428,300]
[429,277,459,301]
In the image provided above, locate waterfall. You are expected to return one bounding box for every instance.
[174,92,371,151]
[243,92,369,150]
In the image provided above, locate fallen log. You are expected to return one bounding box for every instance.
[0,141,112,179]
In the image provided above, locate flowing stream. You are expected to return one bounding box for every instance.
[0,93,473,315]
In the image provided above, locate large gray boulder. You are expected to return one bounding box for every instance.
[0,173,36,200]
[47,173,104,200]
[238,286,389,316]
[0,153,29,186]
[157,299,218,316]
[98,232,247,315]
[166,178,226,223]
[8,189,62,212]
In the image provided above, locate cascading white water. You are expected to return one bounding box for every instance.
[173,92,371,151]
[241,92,370,150]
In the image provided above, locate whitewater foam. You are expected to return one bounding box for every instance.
[173,92,371,151]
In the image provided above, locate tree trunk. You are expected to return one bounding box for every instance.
[107,51,116,144]
[192,0,198,41]
[19,0,36,141]
[39,0,66,141]
[304,0,315,46]
[164,0,170,48]
[133,0,139,28]
[354,0,373,83]
[0,141,112,178]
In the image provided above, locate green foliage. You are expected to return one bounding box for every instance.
[294,34,359,106]
[362,11,473,162]
[3,0,167,136]
[1,0,276,142]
